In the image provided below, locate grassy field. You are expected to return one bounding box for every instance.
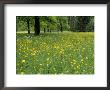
[16,31,94,74]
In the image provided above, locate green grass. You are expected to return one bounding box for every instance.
[16,31,94,74]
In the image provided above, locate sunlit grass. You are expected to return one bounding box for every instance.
[16,32,94,74]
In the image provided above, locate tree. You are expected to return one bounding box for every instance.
[16,16,31,34]
[57,16,63,32]
[34,16,40,35]
[76,16,91,32]
[86,16,94,32]
[26,17,30,34]
[16,16,94,34]
[68,16,75,31]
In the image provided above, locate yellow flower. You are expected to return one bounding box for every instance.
[67,44,71,47]
[22,60,25,63]
[47,53,50,55]
[31,53,35,55]
[40,64,42,66]
[73,59,76,62]
[85,63,88,66]
[70,62,73,64]
[76,65,80,69]
[74,62,76,64]
[47,58,50,61]
[21,72,24,74]
[86,57,88,59]
[81,59,84,62]
[59,49,64,54]
[81,62,84,64]
[83,48,85,50]
[53,68,56,70]
[83,70,86,72]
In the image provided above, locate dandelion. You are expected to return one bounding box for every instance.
[47,53,50,55]
[76,65,80,69]
[53,45,60,49]
[83,70,86,72]
[47,64,49,66]
[31,53,35,55]
[85,63,88,66]
[67,44,71,47]
[81,59,84,62]
[53,68,56,70]
[86,57,88,59]
[70,62,73,64]
[21,72,24,74]
[83,48,85,50]
[22,60,25,63]
[39,64,42,66]
[59,50,64,54]
[47,58,50,61]
[73,59,76,62]
[81,61,84,64]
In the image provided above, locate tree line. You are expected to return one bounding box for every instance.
[16,16,94,35]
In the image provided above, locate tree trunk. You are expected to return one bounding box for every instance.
[44,28,46,33]
[60,23,63,32]
[69,16,75,32]
[27,19,30,34]
[50,30,51,33]
[34,16,40,35]
[59,18,63,32]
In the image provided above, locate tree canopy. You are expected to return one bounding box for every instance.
[16,16,94,35]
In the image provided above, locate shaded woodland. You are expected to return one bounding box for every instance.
[16,16,94,35]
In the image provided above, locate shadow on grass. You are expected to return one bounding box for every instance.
[16,32,61,38]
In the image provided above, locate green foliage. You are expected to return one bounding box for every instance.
[16,16,35,32]
[16,16,94,33]
[86,17,94,32]
[73,16,94,32]
[16,32,94,74]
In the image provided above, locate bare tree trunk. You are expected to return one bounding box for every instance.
[34,16,40,35]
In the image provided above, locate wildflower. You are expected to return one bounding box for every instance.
[47,64,49,66]
[59,49,64,54]
[40,64,42,66]
[31,53,35,55]
[85,63,88,66]
[22,60,25,63]
[21,72,24,74]
[86,57,88,59]
[70,62,73,64]
[73,59,76,62]
[81,59,84,62]
[83,48,85,50]
[53,68,56,70]
[83,70,86,72]
[68,44,71,47]
[47,58,50,61]
[77,66,80,69]
[47,53,50,55]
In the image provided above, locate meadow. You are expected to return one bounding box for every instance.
[16,32,94,74]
